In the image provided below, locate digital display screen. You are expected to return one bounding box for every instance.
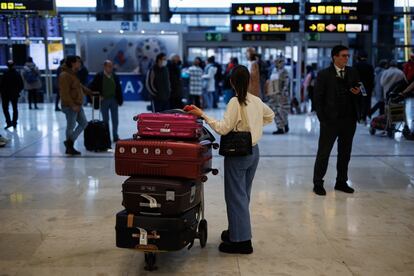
[305,3,373,16]
[305,21,371,33]
[0,15,7,39]
[8,16,26,39]
[231,3,300,16]
[46,17,62,38]
[232,20,299,33]
[28,16,44,38]
[0,44,8,66]
[0,0,55,11]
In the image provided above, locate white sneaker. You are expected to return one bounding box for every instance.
[0,136,9,143]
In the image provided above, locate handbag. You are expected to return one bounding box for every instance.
[219,104,253,156]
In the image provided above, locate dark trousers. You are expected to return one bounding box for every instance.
[152,100,170,113]
[313,118,357,186]
[361,92,372,120]
[370,100,385,117]
[169,96,183,109]
[2,97,18,125]
[190,95,201,108]
[55,92,60,110]
[28,89,38,109]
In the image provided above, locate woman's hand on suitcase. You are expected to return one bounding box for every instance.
[184,105,203,117]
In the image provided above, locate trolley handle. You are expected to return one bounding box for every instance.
[91,93,101,121]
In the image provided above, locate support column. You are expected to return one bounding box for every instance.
[160,0,171,22]
[96,0,115,21]
[123,0,135,21]
[375,0,394,60]
[140,0,149,22]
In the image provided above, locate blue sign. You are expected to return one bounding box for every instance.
[88,74,148,101]
[120,22,130,31]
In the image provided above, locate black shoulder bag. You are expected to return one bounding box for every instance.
[219,104,252,156]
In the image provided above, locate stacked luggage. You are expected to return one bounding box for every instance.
[114,111,218,271]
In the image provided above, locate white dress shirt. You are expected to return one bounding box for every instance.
[201,93,275,146]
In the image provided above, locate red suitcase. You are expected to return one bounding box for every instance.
[115,139,218,182]
[133,113,203,139]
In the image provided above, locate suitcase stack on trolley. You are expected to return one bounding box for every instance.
[114,111,218,271]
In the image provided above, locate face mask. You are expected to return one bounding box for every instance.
[161,60,167,67]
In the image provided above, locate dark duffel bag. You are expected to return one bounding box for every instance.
[115,206,199,251]
[122,177,202,216]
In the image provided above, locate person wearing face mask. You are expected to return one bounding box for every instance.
[246,48,260,97]
[167,54,183,109]
[146,53,171,112]
[265,57,291,134]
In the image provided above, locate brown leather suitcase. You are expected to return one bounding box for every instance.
[115,139,218,182]
[122,176,202,216]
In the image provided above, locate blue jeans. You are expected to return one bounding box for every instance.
[224,145,260,242]
[61,106,88,142]
[203,91,214,109]
[101,98,119,140]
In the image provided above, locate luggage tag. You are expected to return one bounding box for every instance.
[166,190,175,201]
[141,194,158,208]
[137,227,148,245]
[190,186,196,203]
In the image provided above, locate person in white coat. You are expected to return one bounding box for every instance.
[21,57,42,110]
[202,56,217,109]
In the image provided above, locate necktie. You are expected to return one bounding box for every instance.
[339,70,344,79]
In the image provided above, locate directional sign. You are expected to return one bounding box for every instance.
[232,20,299,33]
[305,3,372,16]
[305,21,371,33]
[0,0,55,11]
[231,3,299,16]
[205,32,223,42]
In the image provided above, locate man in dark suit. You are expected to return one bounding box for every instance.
[313,45,362,196]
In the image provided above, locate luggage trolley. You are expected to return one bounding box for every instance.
[369,97,406,138]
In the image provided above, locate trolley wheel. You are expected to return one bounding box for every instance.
[369,127,376,135]
[133,115,138,121]
[198,219,208,248]
[201,175,208,182]
[387,129,394,138]
[212,143,220,150]
[402,125,411,138]
[132,133,138,139]
[144,252,157,271]
[211,169,219,175]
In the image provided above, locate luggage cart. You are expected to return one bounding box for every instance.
[369,98,406,138]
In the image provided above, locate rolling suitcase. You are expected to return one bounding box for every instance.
[115,139,218,181]
[115,206,199,251]
[122,177,202,216]
[84,96,111,151]
[133,112,203,140]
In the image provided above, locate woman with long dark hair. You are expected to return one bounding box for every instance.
[187,65,274,254]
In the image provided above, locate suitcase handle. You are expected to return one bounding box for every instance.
[92,94,101,121]
[141,163,169,168]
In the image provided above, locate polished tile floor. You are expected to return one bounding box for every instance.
[0,101,413,276]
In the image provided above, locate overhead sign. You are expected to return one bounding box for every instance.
[242,34,286,41]
[0,0,55,11]
[305,3,373,16]
[231,3,300,16]
[205,32,223,42]
[305,21,371,33]
[232,20,299,33]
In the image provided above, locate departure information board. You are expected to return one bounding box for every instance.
[46,17,62,38]
[231,3,299,16]
[305,20,371,33]
[232,20,299,33]
[28,16,44,38]
[0,15,7,39]
[0,44,8,66]
[8,16,25,39]
[0,0,55,11]
[305,3,373,16]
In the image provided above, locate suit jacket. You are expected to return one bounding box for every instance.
[314,64,361,123]
[89,72,123,106]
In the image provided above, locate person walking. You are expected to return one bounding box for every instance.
[354,51,374,121]
[370,59,388,116]
[202,56,217,109]
[89,60,123,142]
[0,60,24,129]
[146,53,171,112]
[313,45,362,196]
[59,56,95,155]
[167,54,183,109]
[246,48,260,97]
[188,57,204,107]
[187,65,274,254]
[22,57,42,110]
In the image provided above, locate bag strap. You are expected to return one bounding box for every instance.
[235,103,250,131]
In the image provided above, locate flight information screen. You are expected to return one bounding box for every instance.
[0,15,7,39]
[8,16,26,39]
[46,17,62,38]
[0,0,55,11]
[28,16,44,38]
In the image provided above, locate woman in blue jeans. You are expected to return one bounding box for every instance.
[188,65,274,254]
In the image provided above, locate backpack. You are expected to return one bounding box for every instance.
[24,69,39,84]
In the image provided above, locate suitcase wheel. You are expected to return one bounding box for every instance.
[211,169,219,175]
[144,252,157,271]
[132,133,138,139]
[369,127,376,135]
[133,115,138,121]
[212,143,219,150]
[201,175,208,182]
[198,219,208,248]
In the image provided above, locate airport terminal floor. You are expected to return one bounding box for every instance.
[0,101,414,276]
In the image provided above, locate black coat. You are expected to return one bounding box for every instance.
[167,61,182,98]
[88,72,123,106]
[0,68,24,99]
[354,60,374,95]
[314,64,362,123]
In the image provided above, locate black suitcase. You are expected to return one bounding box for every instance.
[122,177,202,216]
[115,206,199,251]
[84,97,111,151]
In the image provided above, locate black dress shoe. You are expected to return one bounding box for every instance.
[284,124,289,133]
[219,240,253,254]
[334,183,355,193]
[313,185,326,196]
[221,230,229,242]
[272,128,285,135]
[4,124,12,130]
